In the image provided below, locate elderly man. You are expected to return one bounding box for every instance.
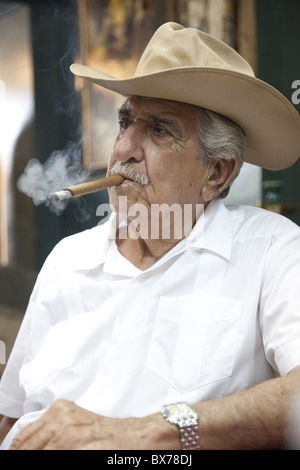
[1,22,300,450]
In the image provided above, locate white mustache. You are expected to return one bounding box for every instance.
[110,162,149,186]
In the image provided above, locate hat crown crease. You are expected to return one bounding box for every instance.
[135,22,255,77]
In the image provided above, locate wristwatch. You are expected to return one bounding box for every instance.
[160,402,200,450]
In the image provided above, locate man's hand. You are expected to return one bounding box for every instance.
[9,399,180,450]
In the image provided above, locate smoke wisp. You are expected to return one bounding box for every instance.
[17,141,90,218]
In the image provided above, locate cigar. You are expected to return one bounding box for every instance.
[50,174,125,201]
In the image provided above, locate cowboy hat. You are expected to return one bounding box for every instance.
[70,22,300,170]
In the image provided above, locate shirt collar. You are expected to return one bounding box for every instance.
[69,214,116,271]
[187,199,233,261]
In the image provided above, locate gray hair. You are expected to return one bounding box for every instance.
[196,107,246,199]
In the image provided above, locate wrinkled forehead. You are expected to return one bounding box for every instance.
[119,95,199,135]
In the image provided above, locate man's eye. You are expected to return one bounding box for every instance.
[154,125,168,135]
[119,120,131,131]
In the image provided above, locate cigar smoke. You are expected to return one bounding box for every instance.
[17,141,91,219]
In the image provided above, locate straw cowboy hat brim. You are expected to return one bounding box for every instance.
[70,22,300,170]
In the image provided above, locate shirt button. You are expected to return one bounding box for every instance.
[139,274,148,284]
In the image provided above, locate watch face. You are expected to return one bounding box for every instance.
[165,403,197,421]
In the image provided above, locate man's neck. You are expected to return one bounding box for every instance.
[116,234,183,271]
[115,203,206,270]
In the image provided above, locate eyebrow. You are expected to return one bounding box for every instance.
[117,105,184,138]
[147,114,184,137]
[118,106,131,120]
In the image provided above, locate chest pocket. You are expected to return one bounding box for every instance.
[146,295,241,393]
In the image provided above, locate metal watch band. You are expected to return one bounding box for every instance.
[160,403,201,450]
[177,416,200,450]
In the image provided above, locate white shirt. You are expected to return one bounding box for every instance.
[1,199,300,448]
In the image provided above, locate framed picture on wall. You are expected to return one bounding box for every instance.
[77,0,157,170]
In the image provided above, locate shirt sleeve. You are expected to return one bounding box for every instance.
[260,216,300,376]
[0,241,69,418]
[0,312,31,418]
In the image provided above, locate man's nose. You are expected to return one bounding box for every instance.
[113,123,145,163]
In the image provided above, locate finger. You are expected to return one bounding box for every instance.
[9,418,52,450]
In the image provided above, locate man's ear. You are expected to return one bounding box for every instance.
[202,156,240,202]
